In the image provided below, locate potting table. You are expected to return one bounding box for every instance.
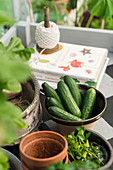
[1,21,113,169]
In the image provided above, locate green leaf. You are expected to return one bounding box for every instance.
[4,79,22,93]
[13,47,35,61]
[0,118,17,144]
[60,76,64,80]
[0,102,21,120]
[85,139,90,147]
[0,149,9,170]
[6,37,35,61]
[86,132,91,139]
[13,118,27,129]
[0,91,6,102]
[76,155,81,160]
[88,0,113,19]
[0,101,26,144]
[69,0,77,9]
[0,53,31,82]
[77,134,85,141]
[0,10,14,24]
[83,151,87,159]
[73,78,80,83]
[85,81,97,87]
[6,37,24,51]
[39,59,50,63]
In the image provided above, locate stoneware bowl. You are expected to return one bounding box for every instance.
[44,84,107,136]
[1,148,23,170]
[75,129,113,170]
[19,131,68,170]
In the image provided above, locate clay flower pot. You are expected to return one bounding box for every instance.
[44,84,107,136]
[19,131,68,170]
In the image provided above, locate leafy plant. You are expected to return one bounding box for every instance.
[65,126,105,167]
[46,160,99,170]
[0,34,35,169]
[69,0,113,29]
[0,36,35,144]
[88,0,113,29]
[88,0,113,20]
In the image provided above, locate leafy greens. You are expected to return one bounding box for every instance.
[65,126,104,167]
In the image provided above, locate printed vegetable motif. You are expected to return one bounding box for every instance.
[70,60,83,67]
[58,65,70,71]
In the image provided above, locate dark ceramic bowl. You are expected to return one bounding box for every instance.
[74,129,113,170]
[44,84,107,135]
[1,148,22,170]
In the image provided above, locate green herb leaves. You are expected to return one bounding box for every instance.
[65,126,104,167]
[46,160,99,170]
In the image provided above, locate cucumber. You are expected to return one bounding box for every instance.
[47,97,64,110]
[48,106,82,121]
[81,88,96,120]
[57,81,81,117]
[64,75,82,107]
[42,82,61,103]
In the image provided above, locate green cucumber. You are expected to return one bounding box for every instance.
[47,97,64,110]
[42,82,61,103]
[57,81,81,117]
[81,88,96,120]
[48,106,82,121]
[64,75,82,107]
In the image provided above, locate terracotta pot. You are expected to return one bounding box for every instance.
[19,131,68,170]
[44,84,107,136]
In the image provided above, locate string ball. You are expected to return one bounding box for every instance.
[35,21,60,49]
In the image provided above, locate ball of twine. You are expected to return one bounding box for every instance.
[35,21,60,49]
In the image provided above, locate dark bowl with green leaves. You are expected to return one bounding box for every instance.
[44,84,107,136]
[87,129,113,169]
[66,127,113,170]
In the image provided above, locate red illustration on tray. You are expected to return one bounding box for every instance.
[86,69,92,74]
[58,65,70,71]
[70,60,83,68]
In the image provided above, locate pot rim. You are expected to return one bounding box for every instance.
[44,84,107,126]
[19,131,68,162]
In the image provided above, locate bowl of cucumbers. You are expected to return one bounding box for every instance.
[42,75,107,136]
